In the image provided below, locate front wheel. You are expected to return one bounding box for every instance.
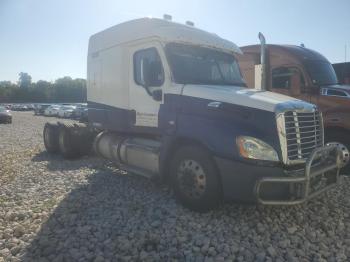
[325,130,350,174]
[170,146,222,212]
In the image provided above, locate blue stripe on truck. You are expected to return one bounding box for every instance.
[88,93,281,160]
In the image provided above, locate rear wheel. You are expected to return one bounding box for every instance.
[325,129,350,174]
[59,124,82,159]
[43,123,59,153]
[170,146,222,212]
[58,123,94,159]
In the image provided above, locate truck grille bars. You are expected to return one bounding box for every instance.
[283,111,323,161]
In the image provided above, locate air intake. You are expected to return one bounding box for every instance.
[283,110,323,161]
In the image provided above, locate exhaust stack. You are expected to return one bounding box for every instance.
[258,32,267,91]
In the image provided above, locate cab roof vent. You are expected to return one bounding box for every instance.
[163,14,172,21]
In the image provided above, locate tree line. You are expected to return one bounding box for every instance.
[0,72,87,103]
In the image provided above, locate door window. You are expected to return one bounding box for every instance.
[134,47,164,87]
[324,88,349,97]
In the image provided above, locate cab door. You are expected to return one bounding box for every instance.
[128,42,165,129]
[312,88,350,129]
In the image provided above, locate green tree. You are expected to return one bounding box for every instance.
[0,75,86,103]
[18,72,32,88]
[31,80,52,102]
[0,81,17,102]
[53,77,86,103]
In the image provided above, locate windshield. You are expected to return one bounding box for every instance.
[165,43,246,86]
[304,61,338,86]
[0,106,5,112]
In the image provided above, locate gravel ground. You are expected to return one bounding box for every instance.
[1,111,350,262]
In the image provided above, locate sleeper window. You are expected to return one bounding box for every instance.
[272,67,304,89]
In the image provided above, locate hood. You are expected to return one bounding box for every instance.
[181,85,313,112]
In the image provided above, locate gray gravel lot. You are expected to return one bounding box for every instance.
[1,111,350,262]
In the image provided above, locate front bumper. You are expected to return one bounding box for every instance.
[215,145,343,205]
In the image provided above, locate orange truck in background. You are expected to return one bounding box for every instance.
[333,62,350,85]
[237,44,350,172]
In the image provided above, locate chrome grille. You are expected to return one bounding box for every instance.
[284,111,323,161]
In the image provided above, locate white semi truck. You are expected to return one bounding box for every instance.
[43,17,347,211]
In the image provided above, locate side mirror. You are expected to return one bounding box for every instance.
[152,89,162,101]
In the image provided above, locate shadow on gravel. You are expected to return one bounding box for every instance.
[21,166,177,261]
[22,154,348,261]
[31,151,106,172]
[19,163,307,261]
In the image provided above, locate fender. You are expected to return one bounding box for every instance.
[158,94,282,178]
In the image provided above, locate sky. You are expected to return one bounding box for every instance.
[0,0,349,82]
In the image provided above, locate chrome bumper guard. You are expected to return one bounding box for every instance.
[256,145,343,205]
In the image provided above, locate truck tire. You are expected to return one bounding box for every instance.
[325,130,350,174]
[58,124,82,159]
[76,126,95,155]
[58,123,94,159]
[170,146,222,212]
[43,122,59,153]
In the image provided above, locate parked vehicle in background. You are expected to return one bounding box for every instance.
[58,105,77,118]
[11,104,34,111]
[0,106,12,124]
[237,44,350,172]
[44,105,61,116]
[42,18,346,211]
[34,104,51,115]
[26,104,35,110]
[11,104,27,111]
[10,104,20,111]
[79,108,88,122]
[333,62,350,85]
[71,104,87,119]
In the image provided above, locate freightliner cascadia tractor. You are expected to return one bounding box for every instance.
[43,17,348,211]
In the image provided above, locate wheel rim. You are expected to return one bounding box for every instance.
[177,159,207,199]
[327,142,350,168]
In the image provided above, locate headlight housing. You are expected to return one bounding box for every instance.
[236,136,279,162]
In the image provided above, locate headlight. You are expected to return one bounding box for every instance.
[236,136,279,162]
